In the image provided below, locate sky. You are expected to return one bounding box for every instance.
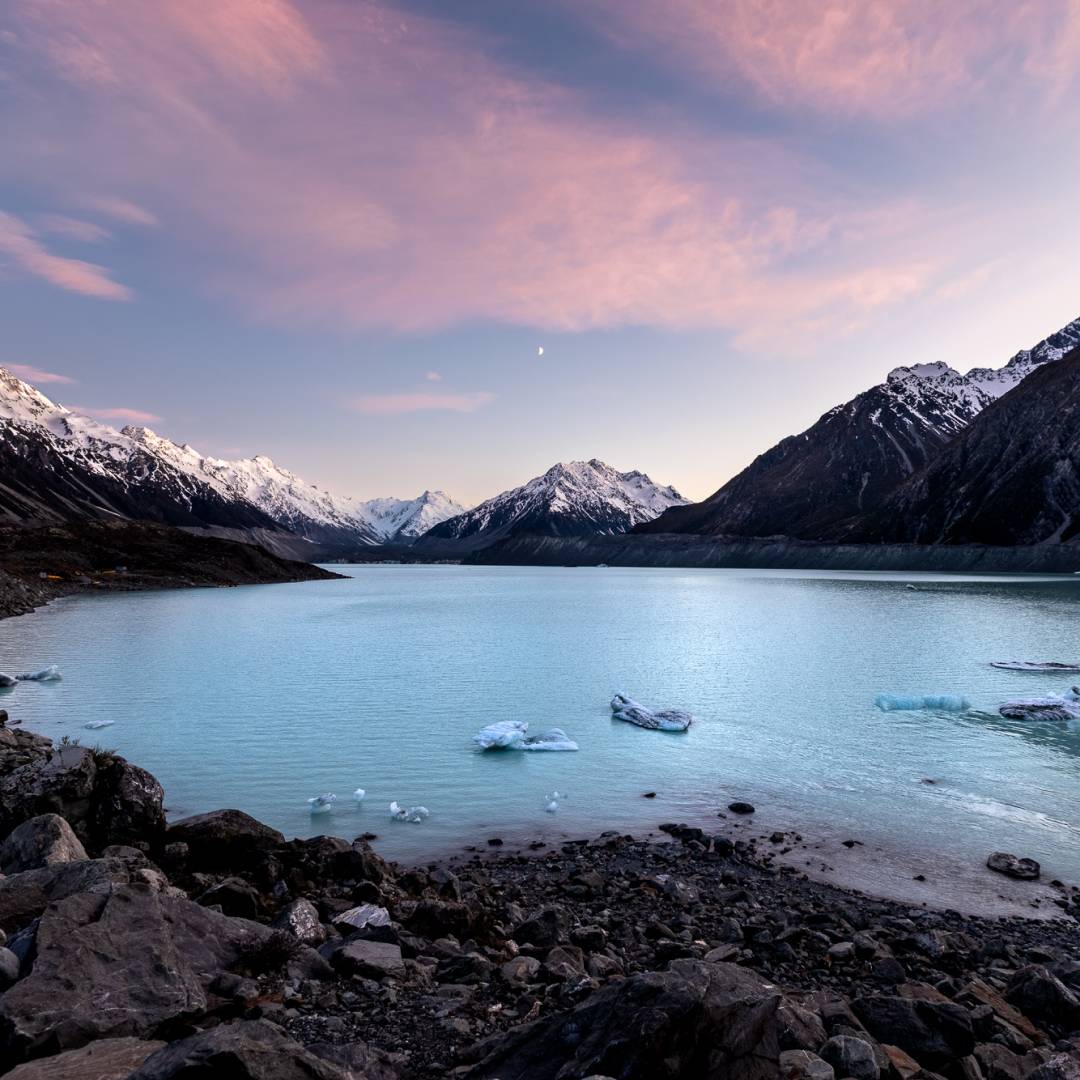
[2,0,1080,506]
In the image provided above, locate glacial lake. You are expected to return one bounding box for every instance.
[3,565,1080,885]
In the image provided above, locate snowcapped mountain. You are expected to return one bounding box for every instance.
[0,369,283,537]
[419,459,688,550]
[642,313,1080,541]
[0,370,465,551]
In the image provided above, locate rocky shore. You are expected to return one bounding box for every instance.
[1,721,1079,1079]
[0,521,341,620]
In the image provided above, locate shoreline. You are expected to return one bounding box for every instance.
[2,716,1080,1076]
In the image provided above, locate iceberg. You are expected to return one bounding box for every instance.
[520,727,579,751]
[390,801,430,823]
[874,694,970,712]
[544,789,563,813]
[307,793,336,814]
[0,673,16,688]
[473,720,578,751]
[352,788,366,802]
[16,666,61,682]
[611,693,692,731]
[473,720,529,750]
[990,660,1080,673]
[1000,688,1080,722]
[83,720,114,730]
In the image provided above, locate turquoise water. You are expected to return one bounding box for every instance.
[2,565,1080,876]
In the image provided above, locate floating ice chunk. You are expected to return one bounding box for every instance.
[1000,688,1080,722]
[521,728,579,751]
[544,790,563,813]
[611,693,692,731]
[990,660,1080,673]
[473,720,529,750]
[544,800,559,813]
[0,673,16,688]
[17,666,61,682]
[874,694,970,712]
[390,801,430,823]
[308,793,337,814]
[83,720,114,730]
[352,788,366,802]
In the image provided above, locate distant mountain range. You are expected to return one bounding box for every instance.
[644,314,1080,545]
[418,459,688,551]
[0,370,466,554]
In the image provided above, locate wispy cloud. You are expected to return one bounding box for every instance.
[83,197,158,227]
[5,363,75,384]
[73,405,162,422]
[38,214,111,242]
[424,371,442,382]
[0,211,132,300]
[349,391,495,415]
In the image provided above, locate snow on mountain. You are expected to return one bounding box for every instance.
[0,370,465,549]
[420,459,688,549]
[643,312,1080,541]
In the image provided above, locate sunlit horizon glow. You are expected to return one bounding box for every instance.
[2,0,1079,504]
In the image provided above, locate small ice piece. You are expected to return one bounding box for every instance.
[16,666,61,682]
[520,727,579,751]
[611,693,692,731]
[307,793,337,814]
[1000,688,1080,722]
[352,788,366,802]
[390,801,430,823]
[873,694,970,712]
[83,720,114,730]
[544,789,562,813]
[990,660,1080,673]
[473,720,529,750]
[544,800,559,813]
[0,673,16,687]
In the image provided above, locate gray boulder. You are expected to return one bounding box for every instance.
[166,809,284,872]
[272,898,326,945]
[1007,966,1080,1032]
[0,883,272,1062]
[779,1050,835,1080]
[852,993,975,1066]
[0,945,19,989]
[987,853,1041,880]
[0,814,87,873]
[819,1035,880,1080]
[129,1020,352,1079]
[468,959,784,1080]
[5,1036,165,1079]
[0,857,134,933]
[329,939,406,980]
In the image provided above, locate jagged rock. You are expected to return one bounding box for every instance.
[500,955,541,985]
[0,857,134,932]
[272,898,326,945]
[0,883,272,1061]
[332,903,390,933]
[542,945,586,981]
[820,1035,880,1080]
[305,1039,405,1080]
[780,1049,836,1080]
[987,853,1041,881]
[5,1036,166,1079]
[90,758,166,850]
[1006,967,1080,1032]
[513,907,569,949]
[467,960,784,1080]
[0,945,19,989]
[196,876,262,919]
[166,809,284,872]
[128,1020,352,1079]
[329,939,406,980]
[0,814,87,872]
[404,898,478,940]
[852,993,975,1066]
[1026,1054,1080,1080]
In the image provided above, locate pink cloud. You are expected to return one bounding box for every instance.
[38,214,111,242]
[424,371,442,382]
[349,391,495,415]
[73,405,162,422]
[0,211,131,300]
[584,0,1080,118]
[4,0,1061,343]
[5,363,75,384]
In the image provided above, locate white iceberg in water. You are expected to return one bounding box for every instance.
[473,720,530,749]
[17,666,61,682]
[991,660,1080,673]
[307,793,337,814]
[83,720,114,730]
[611,693,692,731]
[473,720,578,751]
[874,694,970,712]
[390,801,430,823]
[352,788,366,802]
[1000,687,1080,722]
[544,789,563,813]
